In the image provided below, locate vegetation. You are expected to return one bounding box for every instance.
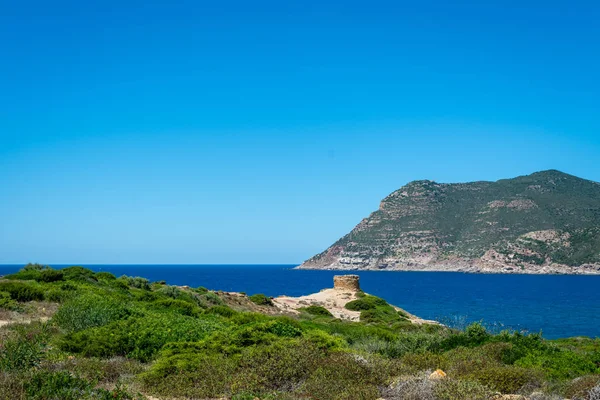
[1,264,599,399]
[249,293,273,306]
[299,305,334,317]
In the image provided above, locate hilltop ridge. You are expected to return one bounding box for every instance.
[299,170,600,274]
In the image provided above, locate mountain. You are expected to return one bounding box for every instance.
[298,170,600,274]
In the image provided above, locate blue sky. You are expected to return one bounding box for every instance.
[1,1,599,264]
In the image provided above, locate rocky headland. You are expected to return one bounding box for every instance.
[298,170,600,275]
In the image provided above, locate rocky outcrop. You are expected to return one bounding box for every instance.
[298,170,600,274]
[272,275,436,324]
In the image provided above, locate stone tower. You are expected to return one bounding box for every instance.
[333,275,360,292]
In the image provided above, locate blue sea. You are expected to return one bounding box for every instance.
[1,264,599,340]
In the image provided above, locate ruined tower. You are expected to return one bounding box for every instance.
[333,275,360,292]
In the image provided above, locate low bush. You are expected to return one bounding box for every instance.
[0,291,20,310]
[53,294,129,333]
[120,276,150,290]
[141,351,236,398]
[151,298,201,316]
[199,291,225,307]
[438,322,492,350]
[0,323,51,372]
[24,370,141,400]
[45,288,75,302]
[400,352,449,373]
[63,356,145,385]
[249,293,273,306]
[515,346,599,380]
[95,271,116,281]
[206,305,238,318]
[303,330,346,350]
[434,378,491,400]
[24,370,93,400]
[299,305,333,317]
[232,340,324,393]
[299,351,386,400]
[0,281,44,302]
[37,269,65,283]
[156,285,205,306]
[60,313,226,361]
[466,365,543,394]
[360,307,404,324]
[353,332,446,359]
[345,295,388,311]
[61,266,97,282]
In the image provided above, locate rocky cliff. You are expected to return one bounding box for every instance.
[298,170,600,274]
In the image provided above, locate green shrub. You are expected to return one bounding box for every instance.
[232,340,324,393]
[64,356,144,385]
[24,371,93,400]
[439,322,491,350]
[360,307,403,324]
[157,285,182,299]
[44,288,74,303]
[299,305,333,317]
[267,318,303,338]
[465,322,490,343]
[150,298,201,316]
[95,271,116,281]
[353,332,446,359]
[60,313,226,361]
[0,281,44,302]
[156,285,203,306]
[141,351,236,398]
[206,305,238,318]
[133,290,159,302]
[53,294,129,333]
[195,286,208,294]
[120,276,150,290]
[5,264,49,281]
[345,295,388,311]
[0,323,50,372]
[23,370,141,400]
[0,291,20,310]
[61,266,97,282]
[299,351,385,400]
[23,263,45,271]
[249,293,273,306]
[303,330,346,350]
[199,291,224,307]
[400,352,449,373]
[61,282,78,291]
[515,348,599,380]
[38,269,65,282]
[434,379,491,400]
[466,365,543,394]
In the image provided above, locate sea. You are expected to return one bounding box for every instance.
[1,264,599,340]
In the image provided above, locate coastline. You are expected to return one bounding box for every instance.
[296,261,600,275]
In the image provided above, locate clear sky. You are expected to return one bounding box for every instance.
[1,1,599,264]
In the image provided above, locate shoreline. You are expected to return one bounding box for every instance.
[295,266,600,275]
